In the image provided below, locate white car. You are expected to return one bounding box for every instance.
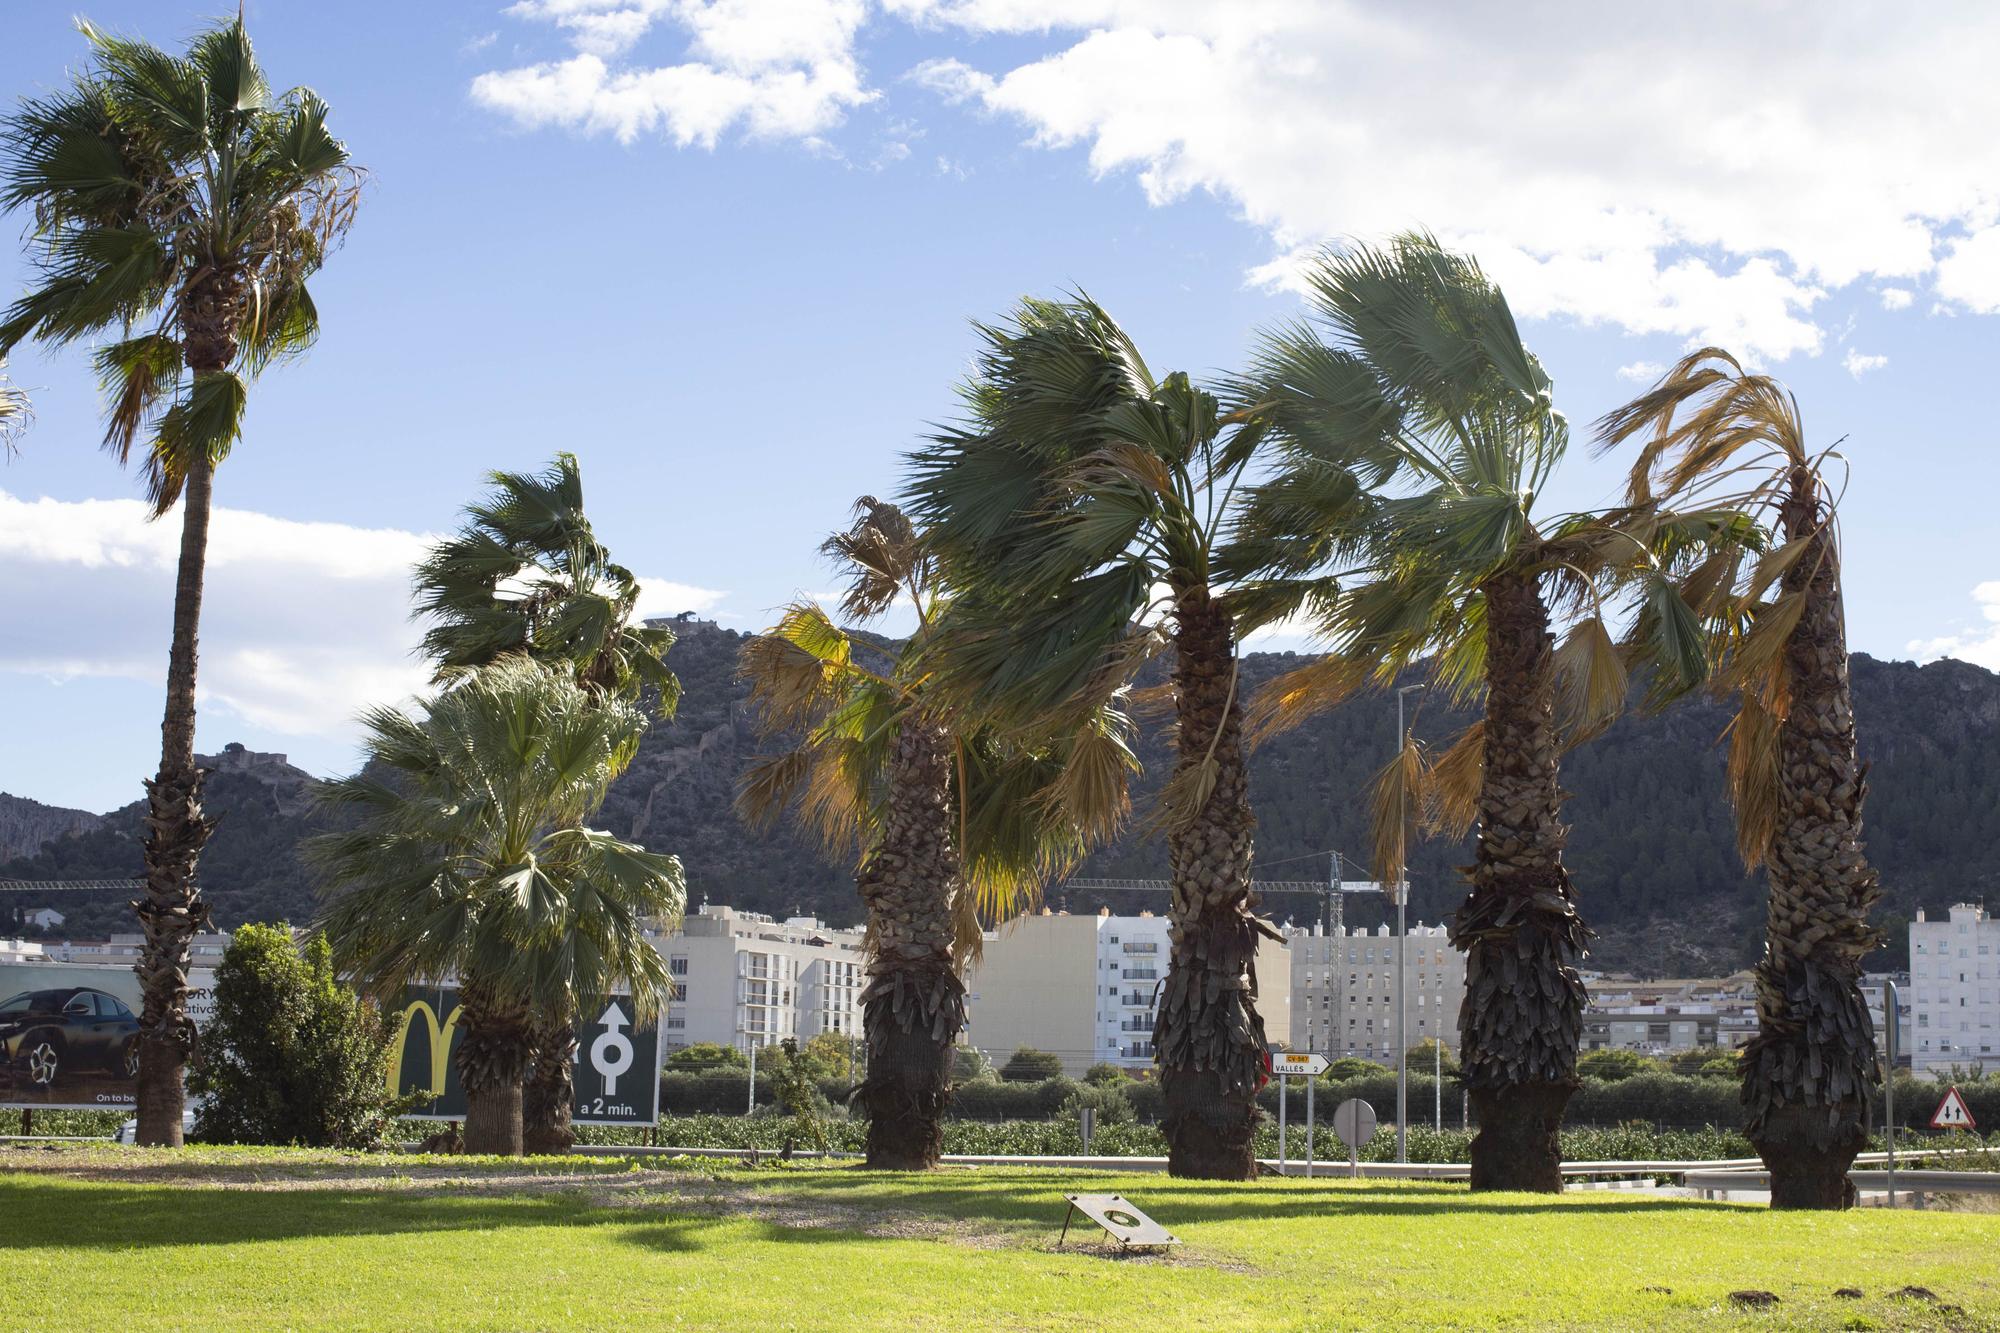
[114,1099,203,1144]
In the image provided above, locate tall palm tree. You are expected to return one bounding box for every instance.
[1598,350,1879,1209]
[312,658,684,1155]
[1227,236,1734,1191]
[904,299,1291,1180]
[0,357,27,448]
[738,497,1119,1168]
[411,453,678,1153]
[0,17,360,1146]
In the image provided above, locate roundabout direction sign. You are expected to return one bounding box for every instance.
[1271,1050,1332,1176]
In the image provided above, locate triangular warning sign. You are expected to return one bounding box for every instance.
[1930,1086,1977,1131]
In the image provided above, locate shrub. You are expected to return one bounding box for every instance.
[1576,1049,1662,1082]
[953,1045,995,1083]
[1082,1062,1131,1087]
[949,1076,1077,1121]
[1059,1082,1135,1129]
[1324,1057,1387,1080]
[667,1042,748,1071]
[1000,1047,1066,1082]
[1696,1055,1739,1080]
[189,924,404,1148]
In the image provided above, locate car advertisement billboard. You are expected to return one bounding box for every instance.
[0,962,214,1111]
[389,985,661,1126]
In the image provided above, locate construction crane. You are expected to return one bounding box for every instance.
[0,877,144,893]
[1054,852,1389,936]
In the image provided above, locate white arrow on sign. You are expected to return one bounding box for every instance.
[590,1001,636,1097]
[1930,1086,1977,1131]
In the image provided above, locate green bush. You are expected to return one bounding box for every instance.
[1575,1048,1662,1082]
[1059,1082,1135,1129]
[953,1045,995,1083]
[999,1047,1066,1082]
[666,1042,748,1071]
[1324,1057,1387,1080]
[189,924,404,1148]
[1082,1062,1131,1087]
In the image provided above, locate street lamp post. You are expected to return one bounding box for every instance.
[1395,683,1424,1164]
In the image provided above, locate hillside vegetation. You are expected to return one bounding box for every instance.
[6,623,1995,974]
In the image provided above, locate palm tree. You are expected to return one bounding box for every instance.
[1598,350,1879,1209]
[904,300,1291,1180]
[411,453,678,1153]
[737,497,1117,1168]
[1227,236,1733,1191]
[0,357,27,448]
[312,658,684,1155]
[0,17,360,1146]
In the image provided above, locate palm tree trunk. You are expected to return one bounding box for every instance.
[457,979,532,1156]
[522,1017,577,1155]
[1454,569,1587,1193]
[855,719,964,1170]
[1741,469,1881,1209]
[1156,586,1270,1182]
[134,450,217,1148]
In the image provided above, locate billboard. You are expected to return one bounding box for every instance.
[388,986,661,1126]
[0,961,215,1111]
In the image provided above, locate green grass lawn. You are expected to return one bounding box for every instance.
[0,1147,1994,1331]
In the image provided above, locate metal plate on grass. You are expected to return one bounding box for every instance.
[1061,1193,1178,1248]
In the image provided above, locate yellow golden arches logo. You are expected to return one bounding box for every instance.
[386,997,463,1097]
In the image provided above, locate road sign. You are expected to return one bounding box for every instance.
[391,986,661,1125]
[1271,1051,1330,1078]
[1058,1194,1178,1249]
[1931,1086,1977,1131]
[1333,1098,1377,1151]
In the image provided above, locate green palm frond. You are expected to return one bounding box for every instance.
[311,658,681,1015]
[414,453,678,720]
[0,14,361,504]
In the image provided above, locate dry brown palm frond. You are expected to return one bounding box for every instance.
[736,601,872,735]
[1425,722,1484,839]
[1367,732,1430,890]
[1718,591,1806,713]
[735,750,814,832]
[1554,614,1628,742]
[822,495,923,622]
[1726,693,1782,869]
[1244,654,1367,746]
[1066,440,1176,503]
[1151,753,1220,836]
[1595,349,1808,507]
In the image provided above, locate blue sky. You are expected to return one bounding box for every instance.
[3,1,1998,811]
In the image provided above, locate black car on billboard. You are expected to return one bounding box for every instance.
[0,987,142,1091]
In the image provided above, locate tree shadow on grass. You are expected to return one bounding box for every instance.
[720,1171,1747,1232]
[0,1176,937,1258]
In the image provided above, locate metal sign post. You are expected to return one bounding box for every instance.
[1270,1052,1328,1177]
[1884,978,1898,1208]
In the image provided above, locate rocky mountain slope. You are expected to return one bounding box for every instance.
[5,622,1995,975]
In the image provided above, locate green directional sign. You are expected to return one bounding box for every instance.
[389,985,661,1125]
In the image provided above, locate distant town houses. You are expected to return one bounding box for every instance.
[7,897,1989,1076]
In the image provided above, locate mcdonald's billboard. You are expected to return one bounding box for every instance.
[389,986,661,1125]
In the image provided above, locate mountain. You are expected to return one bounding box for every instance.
[4,620,1996,977]
[0,793,102,861]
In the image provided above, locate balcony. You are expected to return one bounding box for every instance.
[1120,1019,1151,1033]
[1121,993,1153,1007]
[1121,942,1158,955]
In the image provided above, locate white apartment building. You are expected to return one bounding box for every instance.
[1289,922,1463,1060]
[1909,904,1999,1074]
[651,905,867,1054]
[966,909,1292,1076]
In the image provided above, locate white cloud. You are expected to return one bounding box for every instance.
[1908,582,2000,670]
[474,0,872,147]
[1842,348,1888,377]
[1615,361,1665,383]
[1935,228,2000,315]
[0,490,725,742]
[471,1,2000,358]
[892,2,2000,360]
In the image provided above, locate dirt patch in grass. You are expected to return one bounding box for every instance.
[1,1145,1258,1270]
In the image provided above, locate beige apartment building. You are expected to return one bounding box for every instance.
[1288,922,1464,1059]
[965,909,1291,1076]
[649,905,867,1054]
